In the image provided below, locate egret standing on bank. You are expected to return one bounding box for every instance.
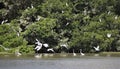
[80,49,85,56]
[73,49,77,56]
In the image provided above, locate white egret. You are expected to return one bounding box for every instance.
[35,39,39,42]
[36,16,41,21]
[60,44,68,49]
[43,43,49,48]
[107,33,111,38]
[15,49,22,56]
[93,45,100,52]
[66,22,70,26]
[80,49,85,56]
[1,20,4,24]
[31,4,34,8]
[115,16,118,20]
[47,48,55,53]
[35,45,42,51]
[35,39,42,52]
[66,3,68,7]
[99,18,102,22]
[1,20,8,24]
[73,49,77,56]
[17,32,20,37]
[62,10,64,13]
[108,11,111,15]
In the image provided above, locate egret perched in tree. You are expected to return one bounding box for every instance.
[62,10,64,13]
[66,3,68,7]
[31,4,34,8]
[1,20,8,24]
[108,11,111,15]
[115,16,118,20]
[43,43,49,48]
[47,48,55,53]
[36,16,41,21]
[93,45,100,52]
[99,18,102,22]
[80,49,85,56]
[60,44,68,49]
[17,32,20,37]
[107,33,111,38]
[73,49,77,56]
[1,20,4,24]
[66,22,70,26]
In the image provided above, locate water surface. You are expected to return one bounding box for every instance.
[0,53,120,69]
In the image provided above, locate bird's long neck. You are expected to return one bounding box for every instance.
[80,49,83,53]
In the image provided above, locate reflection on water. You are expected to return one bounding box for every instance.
[0,53,120,69]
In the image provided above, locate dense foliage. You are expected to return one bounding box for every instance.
[0,0,120,53]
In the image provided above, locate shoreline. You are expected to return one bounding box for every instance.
[0,52,120,55]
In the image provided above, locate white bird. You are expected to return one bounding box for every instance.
[66,22,70,26]
[1,20,8,24]
[0,45,10,51]
[1,21,5,24]
[115,16,118,20]
[35,39,42,51]
[43,43,49,48]
[99,18,102,22]
[93,45,100,52]
[107,33,111,38]
[16,52,22,57]
[66,3,68,7]
[73,49,77,56]
[62,10,64,13]
[35,39,42,46]
[36,16,41,21]
[35,39,39,42]
[47,48,55,53]
[60,44,68,49]
[31,4,34,8]
[35,45,42,51]
[108,11,111,15]
[17,32,20,37]
[80,49,85,56]
[15,49,22,56]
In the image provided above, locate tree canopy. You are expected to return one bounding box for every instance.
[0,0,120,53]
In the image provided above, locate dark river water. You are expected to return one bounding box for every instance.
[0,53,120,69]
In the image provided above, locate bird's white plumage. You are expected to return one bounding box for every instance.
[94,45,100,51]
[80,49,85,56]
[43,43,49,48]
[47,48,55,53]
[73,49,77,56]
